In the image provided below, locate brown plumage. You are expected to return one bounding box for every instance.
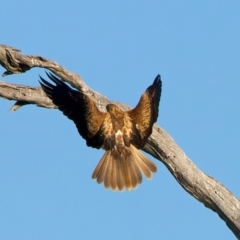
[39,72,162,191]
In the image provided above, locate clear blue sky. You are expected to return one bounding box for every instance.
[0,1,239,239]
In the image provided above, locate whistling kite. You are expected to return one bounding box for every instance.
[39,73,162,191]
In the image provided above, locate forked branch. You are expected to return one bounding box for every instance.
[0,44,239,239]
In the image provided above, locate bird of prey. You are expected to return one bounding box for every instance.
[39,73,162,191]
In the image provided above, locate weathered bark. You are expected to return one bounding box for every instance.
[0,44,239,239]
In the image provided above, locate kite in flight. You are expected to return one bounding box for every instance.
[39,73,162,191]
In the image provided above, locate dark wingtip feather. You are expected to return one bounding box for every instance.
[152,74,162,98]
[146,74,162,96]
[39,72,69,95]
[39,74,56,98]
[153,74,162,87]
[45,71,65,86]
[39,76,53,88]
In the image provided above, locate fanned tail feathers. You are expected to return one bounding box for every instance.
[92,145,157,191]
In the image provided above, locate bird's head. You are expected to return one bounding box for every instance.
[106,104,122,114]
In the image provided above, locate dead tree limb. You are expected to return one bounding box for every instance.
[0,44,239,239]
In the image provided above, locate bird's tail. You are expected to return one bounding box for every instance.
[92,145,157,191]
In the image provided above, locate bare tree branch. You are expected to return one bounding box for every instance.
[0,44,239,239]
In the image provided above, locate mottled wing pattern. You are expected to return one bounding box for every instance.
[99,114,115,150]
[122,113,142,147]
[39,72,106,149]
[127,75,162,148]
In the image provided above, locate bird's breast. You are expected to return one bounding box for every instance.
[115,130,125,148]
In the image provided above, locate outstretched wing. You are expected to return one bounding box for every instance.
[39,72,106,149]
[127,75,162,148]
